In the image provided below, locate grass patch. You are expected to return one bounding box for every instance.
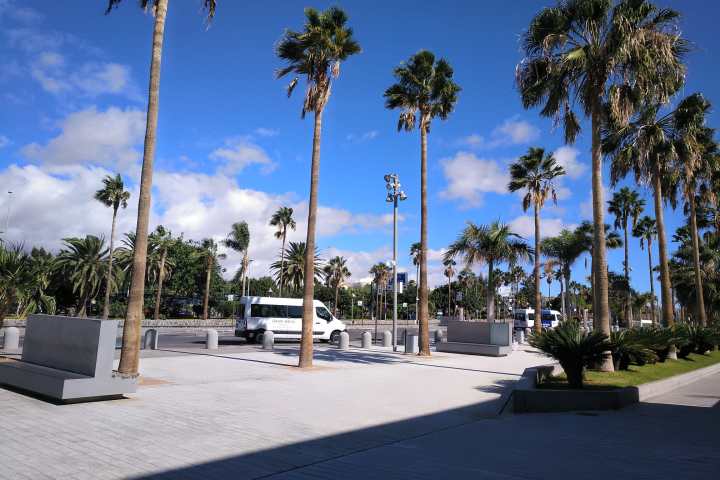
[540,350,720,389]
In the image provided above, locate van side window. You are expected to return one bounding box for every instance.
[315,307,333,322]
[251,304,287,318]
[287,306,303,318]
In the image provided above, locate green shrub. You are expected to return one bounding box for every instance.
[610,330,657,370]
[529,321,610,389]
[677,324,718,356]
[632,326,681,362]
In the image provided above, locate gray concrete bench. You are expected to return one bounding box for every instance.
[436,320,512,356]
[0,314,137,402]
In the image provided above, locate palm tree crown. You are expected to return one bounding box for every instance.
[94,174,130,211]
[106,0,216,20]
[270,242,324,293]
[55,236,109,316]
[608,187,645,232]
[508,147,565,211]
[270,207,296,240]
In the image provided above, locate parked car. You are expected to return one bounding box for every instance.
[234,296,346,344]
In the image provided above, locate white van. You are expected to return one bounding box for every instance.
[234,296,346,344]
[513,308,562,330]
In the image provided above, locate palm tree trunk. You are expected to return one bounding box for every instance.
[418,122,430,356]
[652,164,674,327]
[415,263,419,322]
[202,258,212,321]
[688,193,707,326]
[447,278,451,317]
[486,259,495,322]
[102,206,119,320]
[241,252,248,297]
[623,222,633,328]
[118,0,168,376]
[564,268,571,320]
[153,248,167,321]
[534,203,542,333]
[279,230,287,296]
[299,108,323,368]
[333,284,339,317]
[647,238,656,325]
[591,102,612,371]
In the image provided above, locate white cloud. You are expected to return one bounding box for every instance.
[254,128,279,137]
[0,135,10,148]
[440,152,509,207]
[459,118,540,149]
[508,215,576,239]
[21,106,146,171]
[0,1,43,24]
[553,146,586,179]
[209,137,276,174]
[346,130,379,142]
[325,246,392,285]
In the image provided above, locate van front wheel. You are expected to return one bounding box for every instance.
[329,330,342,344]
[253,330,265,345]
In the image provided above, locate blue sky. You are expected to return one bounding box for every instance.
[0,0,718,293]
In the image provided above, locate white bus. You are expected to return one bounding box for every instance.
[513,308,562,330]
[234,296,347,344]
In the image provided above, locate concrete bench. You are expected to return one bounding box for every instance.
[0,314,137,402]
[436,320,512,357]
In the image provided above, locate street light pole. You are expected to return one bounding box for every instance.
[385,174,407,352]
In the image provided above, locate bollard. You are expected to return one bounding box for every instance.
[206,329,219,350]
[2,327,20,350]
[361,331,372,349]
[404,334,419,354]
[382,330,392,348]
[434,329,445,344]
[143,328,158,350]
[339,331,350,351]
[262,330,275,350]
[517,329,525,345]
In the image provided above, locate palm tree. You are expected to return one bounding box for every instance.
[608,187,645,327]
[270,242,324,294]
[21,248,57,318]
[0,244,32,328]
[508,147,565,332]
[672,94,714,326]
[55,236,109,317]
[324,256,351,316]
[276,6,360,368]
[197,238,226,321]
[384,50,461,355]
[148,225,176,320]
[369,263,391,321]
[541,229,587,319]
[633,216,658,324]
[443,259,456,316]
[444,221,531,323]
[94,173,130,319]
[517,0,686,370]
[222,222,250,296]
[107,0,217,376]
[410,241,421,320]
[269,207,296,296]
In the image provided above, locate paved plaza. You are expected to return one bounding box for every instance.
[1,344,719,479]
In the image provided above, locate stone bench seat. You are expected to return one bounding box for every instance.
[436,341,511,357]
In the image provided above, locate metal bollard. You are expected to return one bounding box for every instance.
[434,329,445,344]
[2,327,20,350]
[382,330,392,347]
[206,329,219,350]
[405,334,419,354]
[361,331,372,349]
[339,331,350,351]
[262,330,275,350]
[517,329,525,344]
[143,328,158,350]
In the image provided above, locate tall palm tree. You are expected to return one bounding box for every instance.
[270,242,324,294]
[517,0,686,370]
[276,6,360,368]
[541,229,587,319]
[410,241,421,320]
[269,207,296,296]
[508,147,565,332]
[94,173,130,319]
[324,256,351,316]
[384,51,460,355]
[222,222,250,296]
[604,103,679,331]
[369,263,391,321]
[575,221,623,320]
[148,225,176,320]
[444,221,531,323]
[197,238,226,321]
[443,259,456,316]
[633,215,658,324]
[608,187,645,327]
[672,94,714,326]
[107,0,217,376]
[55,236,109,317]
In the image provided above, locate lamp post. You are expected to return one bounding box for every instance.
[385,173,407,352]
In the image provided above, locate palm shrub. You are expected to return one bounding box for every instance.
[632,326,682,362]
[676,324,718,356]
[529,320,610,389]
[610,330,657,370]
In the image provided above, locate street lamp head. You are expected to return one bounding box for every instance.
[383,174,393,183]
[386,193,393,203]
[399,191,408,201]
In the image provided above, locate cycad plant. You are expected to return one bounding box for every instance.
[276,6,360,368]
[385,50,461,356]
[529,320,610,389]
[609,329,657,370]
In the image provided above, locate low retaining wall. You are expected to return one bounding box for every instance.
[513,361,720,413]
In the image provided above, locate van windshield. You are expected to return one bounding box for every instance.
[316,307,333,322]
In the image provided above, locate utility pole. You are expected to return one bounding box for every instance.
[385,174,407,352]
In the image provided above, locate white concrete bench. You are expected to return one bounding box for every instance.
[0,314,137,402]
[436,320,512,356]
